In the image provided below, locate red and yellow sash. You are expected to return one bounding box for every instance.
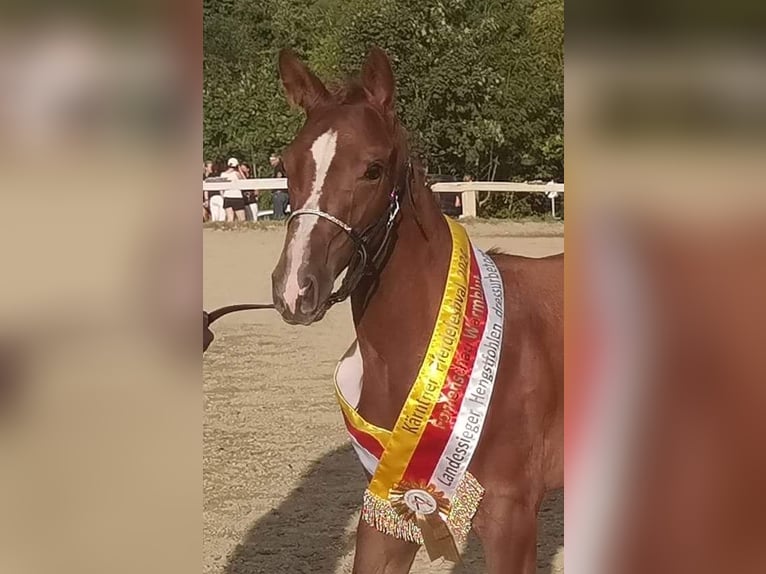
[334,218,505,561]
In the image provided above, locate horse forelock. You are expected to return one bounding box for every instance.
[326,78,368,105]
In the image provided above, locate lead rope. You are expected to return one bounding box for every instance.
[203,303,275,352]
[206,303,275,325]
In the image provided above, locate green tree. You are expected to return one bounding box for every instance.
[203,0,563,216]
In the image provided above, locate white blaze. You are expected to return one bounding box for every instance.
[283,129,338,313]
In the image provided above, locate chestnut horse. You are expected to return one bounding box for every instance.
[271,48,563,574]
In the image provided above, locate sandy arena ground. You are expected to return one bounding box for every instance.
[204,221,564,574]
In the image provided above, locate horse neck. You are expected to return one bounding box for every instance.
[350,165,452,430]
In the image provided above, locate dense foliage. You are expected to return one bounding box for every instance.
[204,0,563,217]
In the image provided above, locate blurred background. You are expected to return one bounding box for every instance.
[0,3,200,574]
[567,1,766,573]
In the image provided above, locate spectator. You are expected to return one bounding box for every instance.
[444,175,469,217]
[222,157,246,222]
[202,161,212,221]
[270,154,289,219]
[430,173,462,218]
[239,162,259,221]
[204,160,226,222]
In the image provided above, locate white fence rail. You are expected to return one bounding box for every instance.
[203,178,288,192]
[430,181,564,218]
[203,178,564,218]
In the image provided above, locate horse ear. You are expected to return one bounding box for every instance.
[278,49,329,113]
[361,47,395,113]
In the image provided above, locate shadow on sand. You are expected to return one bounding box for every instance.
[223,443,563,574]
[223,444,365,574]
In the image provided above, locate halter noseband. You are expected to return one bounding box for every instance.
[285,160,410,311]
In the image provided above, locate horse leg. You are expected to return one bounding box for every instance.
[472,491,540,574]
[352,517,419,574]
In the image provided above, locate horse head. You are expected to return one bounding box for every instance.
[271,47,408,325]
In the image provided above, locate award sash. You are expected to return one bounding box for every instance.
[334,218,505,562]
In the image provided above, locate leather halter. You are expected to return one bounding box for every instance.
[286,160,411,312]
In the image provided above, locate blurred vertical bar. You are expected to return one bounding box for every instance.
[567,1,766,573]
[0,1,201,574]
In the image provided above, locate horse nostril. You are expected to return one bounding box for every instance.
[299,275,319,315]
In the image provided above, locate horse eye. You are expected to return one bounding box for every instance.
[364,164,382,181]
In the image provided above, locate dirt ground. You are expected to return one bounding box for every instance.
[203,221,564,574]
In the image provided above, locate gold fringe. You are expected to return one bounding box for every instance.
[448,472,485,540]
[361,472,485,546]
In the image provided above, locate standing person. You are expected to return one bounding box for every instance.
[204,160,226,222]
[269,154,289,220]
[431,173,462,218]
[443,175,466,218]
[202,161,212,221]
[239,162,259,221]
[222,157,246,222]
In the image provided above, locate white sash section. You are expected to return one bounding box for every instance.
[336,342,363,407]
[336,342,380,475]
[350,435,380,476]
[429,246,505,496]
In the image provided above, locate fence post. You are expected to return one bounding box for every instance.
[462,190,477,218]
[546,183,560,220]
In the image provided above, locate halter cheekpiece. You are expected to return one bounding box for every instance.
[286,160,409,310]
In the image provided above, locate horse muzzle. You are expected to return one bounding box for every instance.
[271,267,332,326]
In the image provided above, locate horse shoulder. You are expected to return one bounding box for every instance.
[477,251,564,489]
